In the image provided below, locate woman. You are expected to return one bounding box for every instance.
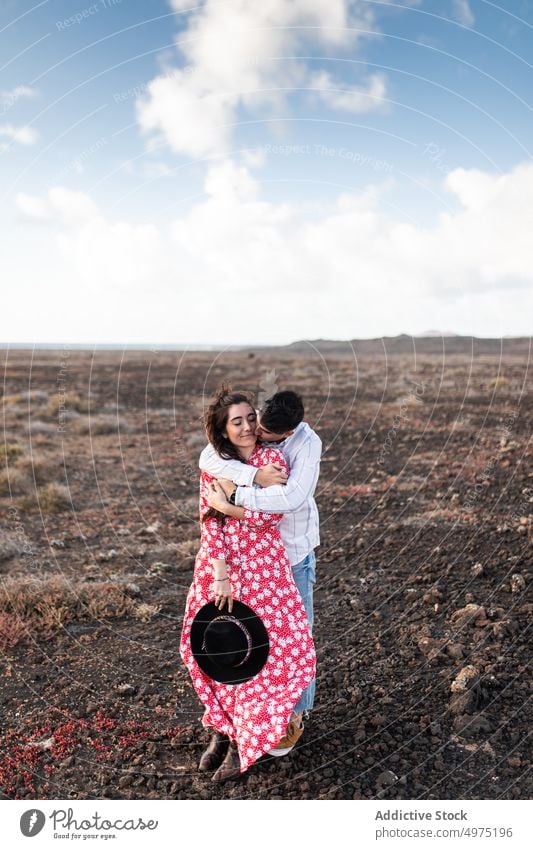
[179,387,316,783]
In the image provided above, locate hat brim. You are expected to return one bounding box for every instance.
[190,599,270,684]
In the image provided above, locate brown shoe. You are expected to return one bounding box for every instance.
[212,741,241,783]
[267,718,304,757]
[199,731,229,772]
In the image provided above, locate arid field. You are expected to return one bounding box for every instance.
[0,343,531,800]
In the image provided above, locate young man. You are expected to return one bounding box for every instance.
[199,390,322,755]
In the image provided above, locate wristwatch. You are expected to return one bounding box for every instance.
[229,488,237,505]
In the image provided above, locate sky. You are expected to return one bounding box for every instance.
[1,0,532,346]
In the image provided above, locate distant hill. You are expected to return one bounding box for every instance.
[2,335,531,356]
[269,334,531,356]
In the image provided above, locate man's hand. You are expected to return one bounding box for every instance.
[254,463,288,488]
[216,478,236,499]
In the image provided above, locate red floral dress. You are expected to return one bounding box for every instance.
[179,443,316,773]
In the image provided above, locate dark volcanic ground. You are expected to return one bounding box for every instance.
[0,346,531,800]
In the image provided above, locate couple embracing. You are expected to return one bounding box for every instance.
[179,386,322,783]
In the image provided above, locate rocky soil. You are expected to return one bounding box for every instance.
[0,347,531,800]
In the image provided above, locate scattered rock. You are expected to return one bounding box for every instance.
[137,522,161,536]
[450,665,480,693]
[376,770,398,790]
[450,604,487,630]
[116,684,137,697]
[471,563,484,577]
[449,665,481,715]
[422,588,442,603]
[350,686,362,704]
[446,643,465,661]
[25,736,55,752]
[97,549,118,561]
[453,714,492,738]
[510,574,526,593]
[417,635,447,661]
[149,562,174,574]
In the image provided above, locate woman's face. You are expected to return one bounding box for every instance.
[223,402,257,449]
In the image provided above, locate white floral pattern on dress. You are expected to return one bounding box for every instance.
[179,444,316,773]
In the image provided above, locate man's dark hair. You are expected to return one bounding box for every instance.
[260,390,304,434]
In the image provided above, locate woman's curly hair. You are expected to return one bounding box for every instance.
[201,384,255,523]
[204,383,255,461]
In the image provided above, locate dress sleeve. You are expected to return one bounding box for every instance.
[199,443,257,487]
[198,471,227,562]
[241,449,288,527]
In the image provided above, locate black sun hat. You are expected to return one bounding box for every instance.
[190,599,270,684]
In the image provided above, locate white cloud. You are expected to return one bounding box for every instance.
[9,159,533,344]
[0,123,38,151]
[311,71,388,113]
[0,85,36,101]
[16,187,98,221]
[15,192,49,220]
[137,0,383,158]
[170,0,206,9]
[451,0,474,27]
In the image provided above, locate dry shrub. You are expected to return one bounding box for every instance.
[25,420,56,436]
[132,602,161,622]
[0,612,28,649]
[0,393,22,406]
[0,575,138,639]
[0,538,27,562]
[47,393,88,416]
[0,469,33,497]
[85,591,136,620]
[174,540,199,558]
[33,433,54,447]
[18,482,71,513]
[74,415,136,435]
[0,442,24,461]
[1,403,28,420]
[18,390,49,404]
[14,454,56,485]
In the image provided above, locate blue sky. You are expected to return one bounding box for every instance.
[2,0,532,345]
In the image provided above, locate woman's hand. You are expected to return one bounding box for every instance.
[206,480,230,513]
[217,478,237,499]
[212,576,233,612]
[211,558,233,612]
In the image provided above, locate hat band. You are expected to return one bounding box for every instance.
[202,614,253,667]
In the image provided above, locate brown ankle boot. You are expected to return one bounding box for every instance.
[198,731,228,772]
[212,741,241,783]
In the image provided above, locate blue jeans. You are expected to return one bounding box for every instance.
[291,550,316,714]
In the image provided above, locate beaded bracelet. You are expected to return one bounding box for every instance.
[214,578,229,582]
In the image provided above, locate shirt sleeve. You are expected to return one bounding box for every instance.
[198,471,227,563]
[199,443,257,487]
[241,449,288,527]
[235,437,321,514]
